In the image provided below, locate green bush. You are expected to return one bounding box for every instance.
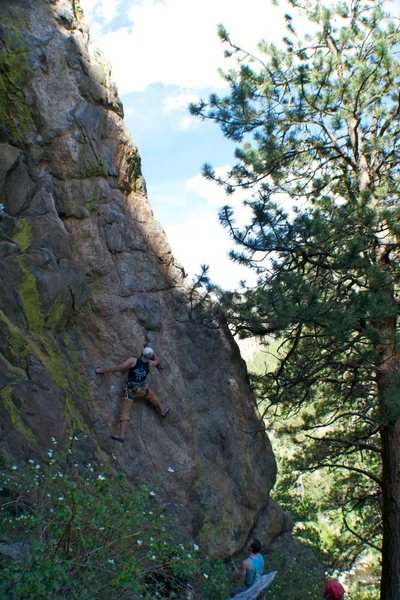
[0,436,233,599]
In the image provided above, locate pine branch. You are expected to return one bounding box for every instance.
[341,509,381,552]
[304,434,381,454]
[303,462,382,486]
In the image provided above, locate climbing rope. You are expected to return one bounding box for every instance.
[138,400,193,540]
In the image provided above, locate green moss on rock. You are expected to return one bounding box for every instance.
[64,392,88,433]
[0,310,30,370]
[17,257,45,334]
[65,333,89,402]
[1,385,37,445]
[38,333,89,434]
[0,26,34,145]
[64,333,90,432]
[7,329,30,368]
[39,334,90,436]
[198,498,235,554]
[46,293,66,333]
[12,217,31,252]
[2,266,90,438]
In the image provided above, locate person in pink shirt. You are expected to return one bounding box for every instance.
[324,579,345,600]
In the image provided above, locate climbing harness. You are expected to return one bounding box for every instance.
[123,383,148,400]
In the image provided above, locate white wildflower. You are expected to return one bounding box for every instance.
[193,544,199,551]
[167,466,175,473]
[137,539,143,546]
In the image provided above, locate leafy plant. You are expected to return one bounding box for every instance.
[0,436,233,599]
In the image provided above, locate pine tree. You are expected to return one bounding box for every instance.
[190,1,400,597]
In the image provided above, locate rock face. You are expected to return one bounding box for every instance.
[0,0,290,556]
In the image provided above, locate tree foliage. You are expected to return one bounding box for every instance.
[190,1,400,597]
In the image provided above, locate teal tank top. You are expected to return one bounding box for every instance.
[245,553,264,587]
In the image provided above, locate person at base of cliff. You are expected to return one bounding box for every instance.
[240,538,265,588]
[324,579,345,600]
[95,346,170,443]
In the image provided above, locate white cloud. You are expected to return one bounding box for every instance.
[164,212,256,289]
[387,0,400,17]
[80,0,291,93]
[185,167,254,225]
[149,170,257,288]
[81,0,121,25]
[161,91,201,129]
[179,115,200,131]
[185,171,229,209]
[81,0,400,94]
[162,92,199,113]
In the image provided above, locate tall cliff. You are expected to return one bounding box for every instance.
[0,0,290,557]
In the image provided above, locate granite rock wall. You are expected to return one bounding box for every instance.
[0,0,292,556]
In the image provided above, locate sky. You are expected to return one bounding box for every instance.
[79,0,400,289]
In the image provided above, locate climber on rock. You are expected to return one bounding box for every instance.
[95,346,170,443]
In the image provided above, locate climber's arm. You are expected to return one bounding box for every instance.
[240,558,250,580]
[149,352,160,368]
[95,357,136,374]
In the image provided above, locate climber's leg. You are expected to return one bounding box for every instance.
[117,418,128,440]
[146,388,170,417]
[111,388,132,442]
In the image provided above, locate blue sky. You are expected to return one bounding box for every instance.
[78,0,292,289]
[79,0,400,289]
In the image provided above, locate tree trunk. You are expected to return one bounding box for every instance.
[376,252,400,599]
[380,418,400,600]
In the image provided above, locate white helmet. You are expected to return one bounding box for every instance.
[141,347,154,362]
